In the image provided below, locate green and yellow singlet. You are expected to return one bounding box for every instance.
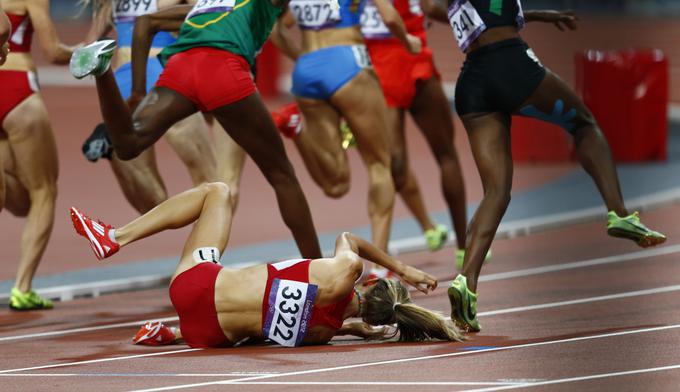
[158,0,285,68]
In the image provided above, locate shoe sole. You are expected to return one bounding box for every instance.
[70,207,105,259]
[607,227,667,248]
[427,230,448,252]
[447,285,480,332]
[70,41,116,79]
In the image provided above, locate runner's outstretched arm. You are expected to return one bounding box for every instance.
[334,232,437,293]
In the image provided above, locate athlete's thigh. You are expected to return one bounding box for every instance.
[2,94,58,190]
[516,70,594,132]
[213,122,246,188]
[131,86,198,146]
[331,70,391,164]
[409,77,456,154]
[296,95,347,164]
[211,93,295,176]
[461,112,513,191]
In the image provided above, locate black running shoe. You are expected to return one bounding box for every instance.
[82,123,113,162]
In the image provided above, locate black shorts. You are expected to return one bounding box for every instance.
[454,38,546,116]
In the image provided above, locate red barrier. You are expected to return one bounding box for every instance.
[511,116,574,162]
[575,49,668,162]
[255,40,281,98]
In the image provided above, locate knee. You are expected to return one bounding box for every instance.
[203,182,231,201]
[323,181,350,198]
[485,187,511,210]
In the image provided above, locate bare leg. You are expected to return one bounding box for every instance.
[387,106,436,233]
[211,93,322,259]
[114,182,231,251]
[164,112,218,185]
[2,94,58,293]
[331,70,395,252]
[409,77,468,248]
[93,69,197,160]
[517,70,626,216]
[460,112,512,293]
[294,97,349,197]
[213,122,246,209]
[109,147,167,214]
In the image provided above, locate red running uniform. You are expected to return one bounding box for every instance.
[0,14,39,131]
[361,0,439,109]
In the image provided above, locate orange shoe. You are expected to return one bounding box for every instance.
[133,321,178,346]
[271,102,302,138]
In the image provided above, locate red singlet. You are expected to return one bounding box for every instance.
[262,259,354,332]
[169,262,232,348]
[364,0,439,108]
[7,13,34,53]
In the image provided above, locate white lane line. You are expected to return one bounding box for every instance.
[0,348,201,374]
[2,241,679,344]
[128,324,680,392]
[471,243,680,285]
[478,284,680,316]
[212,381,523,386]
[0,316,179,343]
[461,364,680,392]
[3,282,677,377]
[0,373,278,378]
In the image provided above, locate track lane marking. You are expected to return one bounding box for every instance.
[0,349,200,374]
[461,364,680,391]
[0,373,279,377]
[128,324,680,391]
[3,243,678,344]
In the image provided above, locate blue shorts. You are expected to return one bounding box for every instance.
[114,56,165,101]
[291,45,370,100]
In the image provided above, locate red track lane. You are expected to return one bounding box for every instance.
[0,203,678,391]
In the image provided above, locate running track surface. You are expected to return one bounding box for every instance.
[1,204,679,391]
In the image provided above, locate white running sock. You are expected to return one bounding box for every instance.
[109,229,117,243]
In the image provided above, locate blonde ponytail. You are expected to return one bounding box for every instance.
[363,279,465,343]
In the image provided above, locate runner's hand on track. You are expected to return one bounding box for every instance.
[405,34,422,54]
[400,265,437,293]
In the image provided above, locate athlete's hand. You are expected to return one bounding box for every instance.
[542,10,579,31]
[0,43,9,66]
[400,265,437,293]
[405,34,422,54]
[126,91,145,113]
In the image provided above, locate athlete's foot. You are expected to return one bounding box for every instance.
[9,288,53,311]
[271,102,302,139]
[424,224,448,251]
[70,40,116,79]
[455,249,492,270]
[133,321,179,346]
[82,123,114,162]
[69,207,120,260]
[340,121,356,150]
[448,274,481,332]
[607,211,666,248]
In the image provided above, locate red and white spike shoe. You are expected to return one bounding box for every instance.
[271,102,302,139]
[133,321,178,346]
[69,206,119,260]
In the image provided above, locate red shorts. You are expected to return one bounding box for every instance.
[169,262,232,348]
[367,41,440,109]
[156,47,256,112]
[0,70,39,131]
